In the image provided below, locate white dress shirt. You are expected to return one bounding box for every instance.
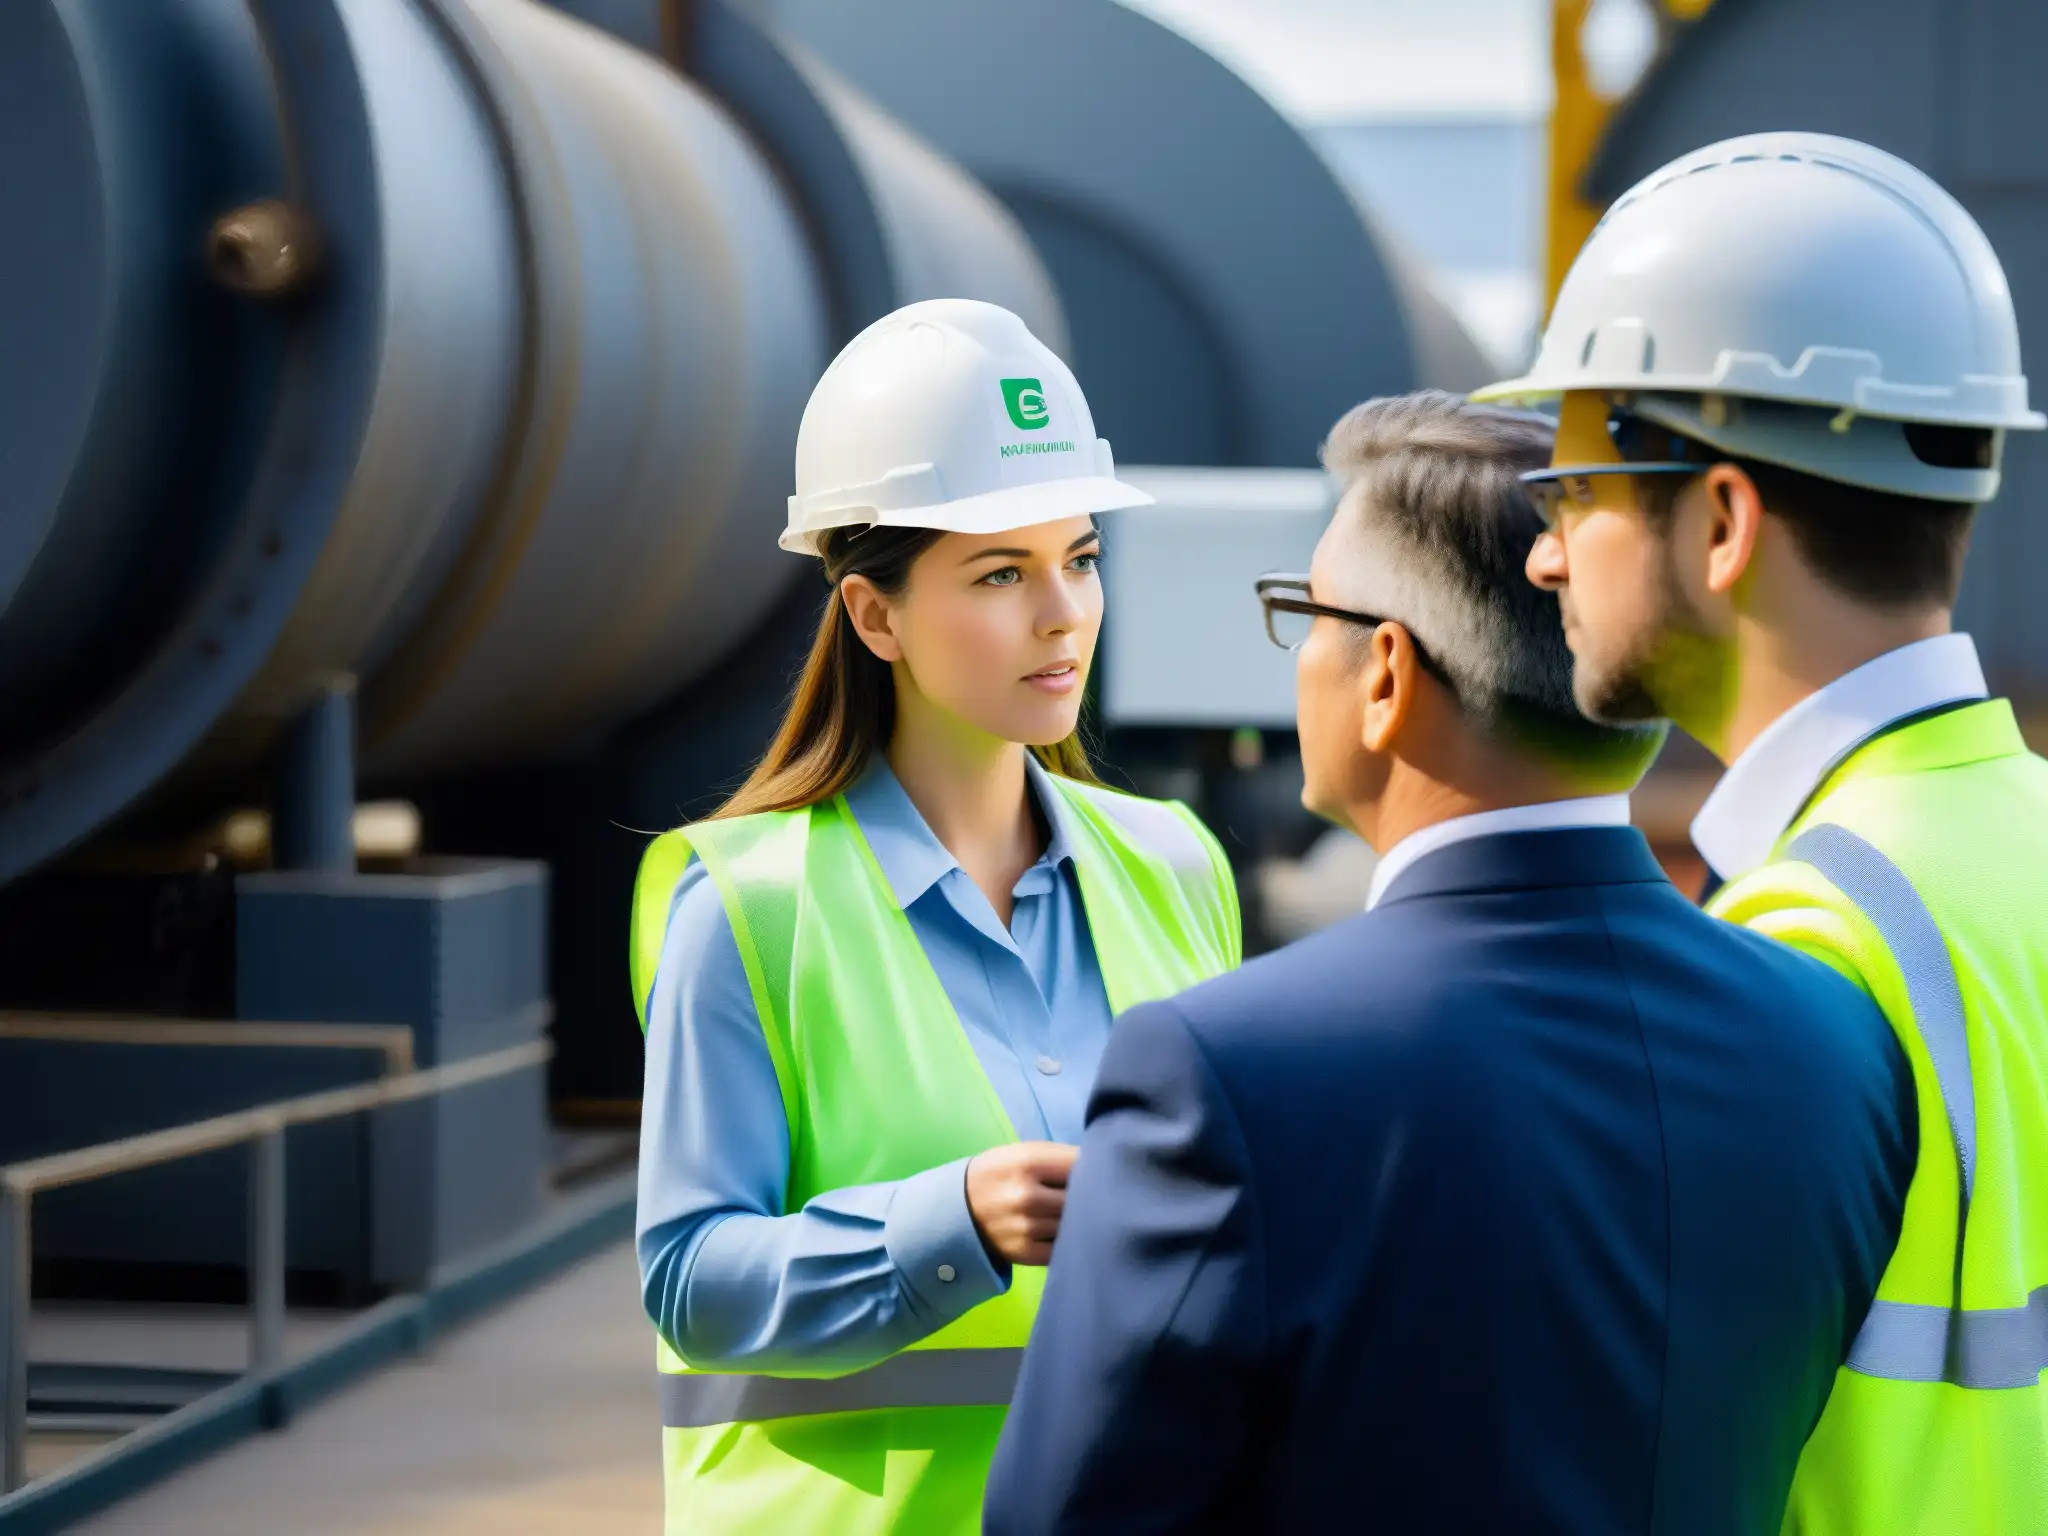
[1365,794,1635,910]
[1690,633,1988,883]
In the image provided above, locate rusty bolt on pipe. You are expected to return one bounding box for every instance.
[207,199,320,298]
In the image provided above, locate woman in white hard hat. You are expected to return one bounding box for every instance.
[630,298,1241,1534]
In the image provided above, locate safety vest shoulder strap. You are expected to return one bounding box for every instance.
[630,828,695,1029]
[629,807,811,1032]
[1051,777,1242,971]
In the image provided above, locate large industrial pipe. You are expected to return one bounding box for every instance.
[0,0,1061,883]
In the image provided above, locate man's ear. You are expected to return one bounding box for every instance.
[1359,622,1418,754]
[839,575,903,663]
[1697,463,1765,599]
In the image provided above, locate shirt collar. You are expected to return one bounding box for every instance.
[1690,633,1988,883]
[1365,793,1633,911]
[841,755,1075,912]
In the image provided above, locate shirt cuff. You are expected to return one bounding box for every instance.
[884,1155,1010,1324]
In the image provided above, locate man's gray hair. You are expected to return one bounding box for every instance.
[1321,390,1663,771]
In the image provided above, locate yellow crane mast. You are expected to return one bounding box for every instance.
[1545,0,1717,307]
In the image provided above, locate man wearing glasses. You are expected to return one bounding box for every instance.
[1492,133,2048,1533]
[985,389,1911,1535]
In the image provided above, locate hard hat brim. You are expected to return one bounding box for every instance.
[1471,370,2047,431]
[780,475,1155,556]
[1468,375,1557,406]
[1474,378,2011,502]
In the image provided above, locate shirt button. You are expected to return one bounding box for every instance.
[937,1264,957,1284]
[1035,1055,1062,1076]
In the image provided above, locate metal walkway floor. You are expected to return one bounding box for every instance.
[72,1242,660,1534]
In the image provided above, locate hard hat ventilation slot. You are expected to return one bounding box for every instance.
[1903,423,1996,470]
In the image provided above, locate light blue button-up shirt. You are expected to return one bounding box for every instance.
[635,757,1114,1374]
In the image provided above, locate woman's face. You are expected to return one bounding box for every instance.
[844,515,1103,747]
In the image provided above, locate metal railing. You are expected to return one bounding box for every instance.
[0,1014,417,1074]
[0,1036,552,1494]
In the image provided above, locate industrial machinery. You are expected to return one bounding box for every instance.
[0,0,1491,1326]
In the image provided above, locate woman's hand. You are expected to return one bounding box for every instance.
[965,1142,1079,1266]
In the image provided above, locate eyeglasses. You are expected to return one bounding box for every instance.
[1254,574,1458,694]
[1518,406,1717,524]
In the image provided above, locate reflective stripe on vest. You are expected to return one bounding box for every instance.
[1787,823,2048,1390]
[659,1348,1023,1428]
[1790,824,1976,1205]
[1848,1288,2048,1391]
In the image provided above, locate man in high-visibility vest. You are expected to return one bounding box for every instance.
[1480,130,2048,1532]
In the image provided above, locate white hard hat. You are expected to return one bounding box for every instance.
[782,298,1152,555]
[1476,132,2044,502]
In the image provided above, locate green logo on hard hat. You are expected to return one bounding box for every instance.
[1001,378,1051,431]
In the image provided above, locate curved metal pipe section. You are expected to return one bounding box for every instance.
[561,0,1068,351]
[1373,238,1501,401]
[0,0,389,882]
[0,0,294,762]
[353,0,830,774]
[208,0,526,769]
[0,0,834,878]
[792,65,1068,356]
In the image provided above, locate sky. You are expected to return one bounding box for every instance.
[1115,0,1556,122]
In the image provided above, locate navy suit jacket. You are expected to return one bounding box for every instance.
[985,827,1914,1536]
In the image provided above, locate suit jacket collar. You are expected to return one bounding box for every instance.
[1375,825,1668,908]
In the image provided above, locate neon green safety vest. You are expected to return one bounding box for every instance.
[629,774,1241,1535]
[1708,700,2048,1533]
